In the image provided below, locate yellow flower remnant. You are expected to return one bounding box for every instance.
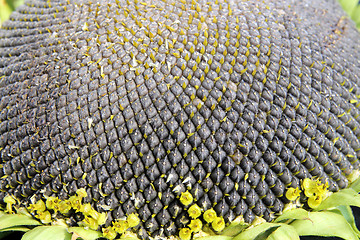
[92,212,107,226]
[179,228,192,240]
[3,188,141,238]
[76,188,88,198]
[127,213,140,228]
[285,187,301,201]
[317,181,329,196]
[212,216,225,232]
[106,214,139,237]
[188,219,202,232]
[43,189,108,230]
[187,204,201,219]
[113,219,129,234]
[302,178,317,197]
[71,189,107,227]
[36,210,52,224]
[203,208,217,223]
[45,197,61,213]
[28,199,46,213]
[102,226,117,240]
[3,188,112,233]
[68,195,83,211]
[302,178,329,208]
[180,191,193,206]
[58,200,71,214]
[80,203,93,215]
[4,195,16,214]
[308,195,323,209]
[83,215,99,230]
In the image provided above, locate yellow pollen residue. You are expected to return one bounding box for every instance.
[285,187,301,201]
[189,219,202,232]
[212,216,225,232]
[180,191,194,206]
[203,208,217,223]
[179,228,192,240]
[188,204,201,219]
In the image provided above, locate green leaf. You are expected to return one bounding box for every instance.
[5,0,24,10]
[315,188,360,210]
[253,226,281,240]
[232,223,281,240]
[120,237,141,240]
[118,232,139,240]
[266,224,300,240]
[220,219,249,237]
[5,0,15,10]
[350,176,360,192]
[0,2,12,25]
[119,236,140,240]
[336,206,360,237]
[339,0,358,15]
[68,227,102,240]
[22,226,71,240]
[274,208,310,223]
[290,211,358,240]
[0,214,41,230]
[1,226,30,232]
[351,5,360,26]
[195,236,232,240]
[16,208,33,217]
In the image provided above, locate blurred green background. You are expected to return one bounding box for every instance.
[0,0,23,26]
[0,0,360,28]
